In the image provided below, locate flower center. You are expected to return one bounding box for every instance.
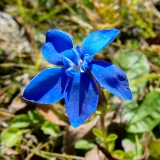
[73,58,83,72]
[63,46,93,77]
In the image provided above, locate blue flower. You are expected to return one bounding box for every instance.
[23,29,132,127]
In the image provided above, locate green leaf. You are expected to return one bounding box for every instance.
[10,114,31,128]
[107,134,118,142]
[126,90,160,133]
[135,135,144,159]
[1,128,22,147]
[112,150,125,159]
[41,120,60,137]
[114,49,149,99]
[149,136,160,159]
[122,135,143,159]
[123,101,139,122]
[124,151,135,159]
[107,134,118,152]
[28,110,44,124]
[92,128,103,141]
[75,139,96,150]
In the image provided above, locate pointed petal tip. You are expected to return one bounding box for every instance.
[89,61,132,101]
[22,93,53,104]
[119,85,133,101]
[125,89,133,101]
[65,72,99,128]
[22,68,68,104]
[112,28,120,35]
[22,91,38,104]
[70,122,81,128]
[114,87,133,101]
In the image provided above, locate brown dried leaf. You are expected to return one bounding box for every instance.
[3,146,20,156]
[37,104,68,126]
[64,116,99,154]
[8,94,26,113]
[85,147,104,160]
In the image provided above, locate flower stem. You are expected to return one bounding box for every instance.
[100,115,108,149]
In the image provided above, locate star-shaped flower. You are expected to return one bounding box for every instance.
[23,29,132,127]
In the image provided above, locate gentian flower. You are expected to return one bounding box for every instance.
[23,29,132,127]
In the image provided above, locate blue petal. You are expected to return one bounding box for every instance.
[65,72,99,127]
[42,42,64,65]
[65,67,76,77]
[23,68,68,104]
[75,46,81,56]
[46,30,73,53]
[81,29,120,56]
[63,49,80,66]
[63,56,75,68]
[81,54,93,72]
[89,61,132,100]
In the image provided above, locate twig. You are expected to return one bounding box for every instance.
[0,110,15,118]
[0,83,13,96]
[1,154,11,160]
[25,143,43,160]
[37,150,84,160]
[96,142,148,160]
[0,63,34,69]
